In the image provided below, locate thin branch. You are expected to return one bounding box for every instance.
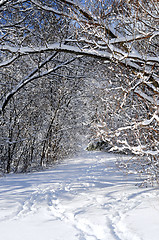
[0,55,80,113]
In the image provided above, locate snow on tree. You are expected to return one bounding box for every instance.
[0,0,158,180]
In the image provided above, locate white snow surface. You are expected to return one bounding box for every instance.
[1,151,159,240]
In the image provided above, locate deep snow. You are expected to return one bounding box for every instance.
[0,151,159,240]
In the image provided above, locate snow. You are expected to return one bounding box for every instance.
[0,150,159,240]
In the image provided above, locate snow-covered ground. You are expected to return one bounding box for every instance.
[0,151,159,240]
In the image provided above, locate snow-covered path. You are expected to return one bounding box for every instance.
[0,151,159,240]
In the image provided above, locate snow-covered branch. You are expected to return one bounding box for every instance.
[0,54,79,114]
[0,41,158,71]
[0,55,19,68]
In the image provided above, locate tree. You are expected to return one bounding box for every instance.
[0,2,87,173]
[0,0,158,180]
[1,0,158,112]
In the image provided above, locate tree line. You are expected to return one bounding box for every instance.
[0,0,158,182]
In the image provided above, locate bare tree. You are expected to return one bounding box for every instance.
[0,0,158,113]
[0,3,86,173]
[0,0,158,179]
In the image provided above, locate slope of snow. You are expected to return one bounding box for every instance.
[0,151,159,240]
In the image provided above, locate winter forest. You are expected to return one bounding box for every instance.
[0,0,158,182]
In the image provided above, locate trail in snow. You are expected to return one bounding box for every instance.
[0,151,159,240]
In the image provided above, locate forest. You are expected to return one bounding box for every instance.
[0,0,158,182]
